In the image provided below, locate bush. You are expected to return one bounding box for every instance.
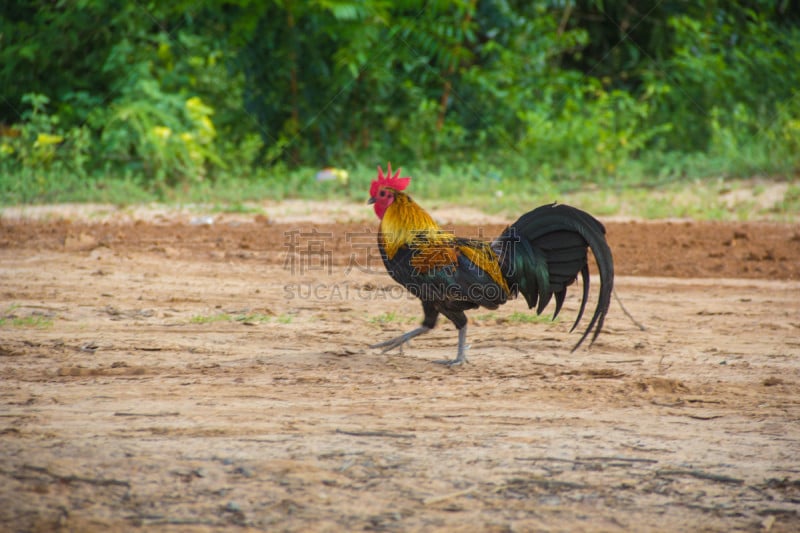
[1,0,798,201]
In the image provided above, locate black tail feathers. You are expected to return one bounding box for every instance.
[493,203,614,350]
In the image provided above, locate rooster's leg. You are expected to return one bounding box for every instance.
[370,326,431,355]
[433,326,469,367]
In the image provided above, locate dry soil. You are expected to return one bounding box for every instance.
[1,203,799,532]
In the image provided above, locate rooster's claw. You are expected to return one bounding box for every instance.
[370,326,431,355]
[433,357,468,367]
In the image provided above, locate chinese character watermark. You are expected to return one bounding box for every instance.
[345,229,384,274]
[283,229,333,274]
[281,226,518,301]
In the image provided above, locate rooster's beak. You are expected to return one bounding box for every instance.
[367,197,376,205]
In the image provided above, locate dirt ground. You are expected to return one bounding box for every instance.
[1,202,799,532]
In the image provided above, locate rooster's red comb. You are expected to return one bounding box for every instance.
[370,162,411,198]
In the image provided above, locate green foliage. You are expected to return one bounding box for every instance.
[646,4,800,156]
[1,0,798,202]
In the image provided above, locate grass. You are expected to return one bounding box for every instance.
[189,312,288,325]
[505,311,555,325]
[778,184,800,214]
[235,312,274,324]
[210,203,266,215]
[0,306,55,329]
[0,157,797,221]
[369,311,416,325]
[476,311,554,325]
[466,176,796,221]
[0,316,55,328]
[189,312,233,324]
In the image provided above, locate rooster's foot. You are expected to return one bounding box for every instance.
[433,356,468,367]
[370,326,430,354]
[433,329,470,367]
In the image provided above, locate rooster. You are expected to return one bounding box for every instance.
[367,163,614,366]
